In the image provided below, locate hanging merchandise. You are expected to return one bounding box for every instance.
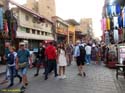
[105,31,110,45]
[11,16,18,39]
[116,3,121,15]
[3,19,9,38]
[113,27,119,43]
[123,7,125,27]
[118,28,123,42]
[103,18,107,31]
[101,19,105,31]
[113,16,119,28]
[110,17,114,30]
[0,8,3,31]
[111,5,116,16]
[5,10,13,37]
[107,5,112,16]
[118,14,123,28]
[106,17,110,30]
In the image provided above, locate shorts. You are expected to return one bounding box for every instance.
[76,56,85,66]
[20,67,28,75]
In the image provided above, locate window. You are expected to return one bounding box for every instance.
[45,32,47,36]
[32,17,36,23]
[37,30,40,35]
[41,31,44,35]
[25,15,29,21]
[26,28,30,33]
[32,29,35,34]
[46,23,48,27]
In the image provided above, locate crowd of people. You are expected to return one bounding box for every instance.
[0,40,107,91]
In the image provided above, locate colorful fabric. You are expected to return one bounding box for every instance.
[114,29,119,43]
[113,16,119,28]
[118,15,123,28]
[123,7,125,27]
[107,5,112,16]
[106,18,110,30]
[0,8,3,31]
[111,5,116,16]
[116,4,121,15]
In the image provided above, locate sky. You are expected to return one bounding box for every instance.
[11,0,104,38]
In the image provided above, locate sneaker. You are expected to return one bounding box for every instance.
[34,73,39,77]
[20,86,26,91]
[77,73,82,76]
[19,77,22,83]
[25,83,28,86]
[44,76,48,80]
[62,75,66,79]
[7,83,13,88]
[83,72,86,77]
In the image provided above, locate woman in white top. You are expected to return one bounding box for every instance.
[58,44,67,79]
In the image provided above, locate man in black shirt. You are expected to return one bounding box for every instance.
[34,43,45,76]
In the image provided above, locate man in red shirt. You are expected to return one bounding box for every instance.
[44,42,58,80]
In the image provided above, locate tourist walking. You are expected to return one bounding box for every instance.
[58,43,67,79]
[74,40,86,77]
[16,42,32,90]
[7,46,22,88]
[85,43,92,64]
[66,44,73,66]
[44,42,58,80]
[34,43,45,77]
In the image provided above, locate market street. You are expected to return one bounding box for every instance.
[0,62,125,93]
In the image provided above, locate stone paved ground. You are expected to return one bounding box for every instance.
[0,62,125,93]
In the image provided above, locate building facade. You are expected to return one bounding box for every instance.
[52,16,68,43]
[66,19,79,44]
[26,0,56,20]
[11,1,54,48]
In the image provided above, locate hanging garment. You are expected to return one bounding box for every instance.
[114,29,119,43]
[101,19,104,31]
[104,18,107,31]
[107,5,112,16]
[106,17,110,30]
[118,15,123,28]
[5,10,13,37]
[3,20,9,38]
[0,8,3,31]
[111,5,116,16]
[118,28,123,42]
[11,16,18,39]
[116,4,121,15]
[113,16,119,28]
[105,31,110,45]
[123,7,125,27]
[110,17,114,30]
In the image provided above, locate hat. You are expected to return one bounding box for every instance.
[19,42,25,46]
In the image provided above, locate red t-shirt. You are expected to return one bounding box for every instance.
[45,45,57,60]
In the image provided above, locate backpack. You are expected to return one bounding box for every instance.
[7,53,14,65]
[79,46,86,57]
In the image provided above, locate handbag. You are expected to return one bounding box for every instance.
[19,62,27,69]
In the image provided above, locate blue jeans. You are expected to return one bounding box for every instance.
[8,66,15,84]
[85,55,91,64]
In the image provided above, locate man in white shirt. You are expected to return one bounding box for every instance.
[85,43,92,64]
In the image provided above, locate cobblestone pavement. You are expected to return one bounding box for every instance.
[0,62,125,93]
